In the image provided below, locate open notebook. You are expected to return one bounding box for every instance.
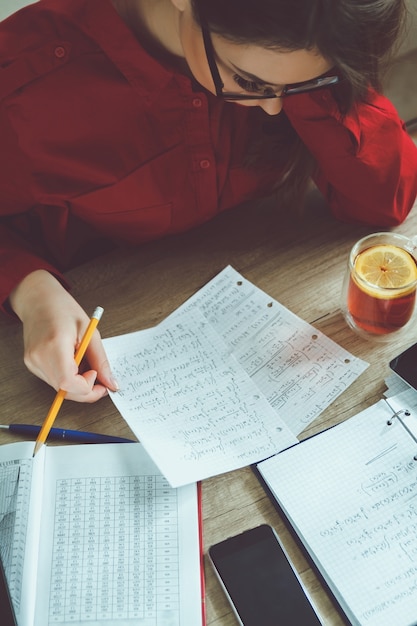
[0,442,203,626]
[255,399,417,626]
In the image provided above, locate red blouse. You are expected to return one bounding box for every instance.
[0,0,416,310]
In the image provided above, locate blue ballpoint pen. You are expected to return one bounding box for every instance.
[0,424,135,444]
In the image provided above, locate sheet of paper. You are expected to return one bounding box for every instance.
[105,309,297,487]
[0,446,31,622]
[169,266,368,436]
[257,401,417,626]
[33,443,202,626]
[0,441,202,626]
[0,442,45,626]
[105,266,366,485]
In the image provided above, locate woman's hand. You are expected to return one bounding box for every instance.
[9,270,118,402]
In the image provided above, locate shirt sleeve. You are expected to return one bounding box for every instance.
[0,225,68,316]
[283,87,417,226]
[0,98,68,314]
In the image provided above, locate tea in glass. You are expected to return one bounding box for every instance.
[342,233,417,338]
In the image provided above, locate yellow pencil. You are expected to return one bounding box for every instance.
[33,306,104,456]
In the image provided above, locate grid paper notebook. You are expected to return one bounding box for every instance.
[256,399,417,626]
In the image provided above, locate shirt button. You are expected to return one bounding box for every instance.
[192,98,202,108]
[200,159,211,169]
[54,46,66,58]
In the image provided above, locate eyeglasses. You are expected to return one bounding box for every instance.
[199,9,340,101]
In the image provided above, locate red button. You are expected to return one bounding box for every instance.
[192,98,202,108]
[200,159,210,169]
[54,46,66,58]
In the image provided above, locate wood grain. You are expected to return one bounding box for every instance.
[1,189,416,625]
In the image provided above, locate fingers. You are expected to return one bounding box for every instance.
[23,330,79,389]
[85,332,119,392]
[27,323,118,402]
[62,334,119,402]
[30,329,118,402]
[27,330,117,403]
[63,369,110,403]
[11,271,119,403]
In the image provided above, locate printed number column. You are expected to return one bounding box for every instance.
[155,477,180,616]
[66,478,85,621]
[144,475,156,618]
[80,477,100,620]
[97,477,115,619]
[49,478,70,622]
[130,476,145,618]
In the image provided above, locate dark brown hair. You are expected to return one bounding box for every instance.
[192,0,407,207]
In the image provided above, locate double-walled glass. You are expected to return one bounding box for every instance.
[341,233,417,340]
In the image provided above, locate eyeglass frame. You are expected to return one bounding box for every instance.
[198,7,340,101]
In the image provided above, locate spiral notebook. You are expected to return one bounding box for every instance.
[255,398,417,626]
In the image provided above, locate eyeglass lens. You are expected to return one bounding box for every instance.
[198,3,339,101]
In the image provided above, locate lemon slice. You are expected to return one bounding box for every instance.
[354,244,417,296]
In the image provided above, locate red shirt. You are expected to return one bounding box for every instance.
[1,0,416,310]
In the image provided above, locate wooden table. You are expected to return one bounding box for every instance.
[1,188,417,625]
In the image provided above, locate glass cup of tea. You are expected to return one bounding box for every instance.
[341,232,417,340]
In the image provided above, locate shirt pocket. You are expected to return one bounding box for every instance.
[69,148,193,243]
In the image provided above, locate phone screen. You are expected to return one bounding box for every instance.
[389,342,417,390]
[208,524,322,626]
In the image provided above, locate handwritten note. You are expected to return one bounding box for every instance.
[104,266,367,486]
[257,400,417,626]
[169,266,368,435]
[105,309,297,487]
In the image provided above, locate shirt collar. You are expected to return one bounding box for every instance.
[76,0,183,104]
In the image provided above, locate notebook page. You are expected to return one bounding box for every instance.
[173,266,368,436]
[0,442,45,626]
[105,309,297,487]
[257,401,417,626]
[0,444,33,621]
[34,443,202,626]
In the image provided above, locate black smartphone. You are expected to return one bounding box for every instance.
[208,524,322,626]
[389,342,417,390]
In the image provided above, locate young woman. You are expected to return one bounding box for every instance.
[1,0,416,402]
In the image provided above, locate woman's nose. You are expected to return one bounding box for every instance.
[258,97,283,116]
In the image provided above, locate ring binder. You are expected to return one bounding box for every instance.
[384,399,417,460]
[385,409,410,424]
[255,399,417,626]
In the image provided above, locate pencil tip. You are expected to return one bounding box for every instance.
[33,441,42,457]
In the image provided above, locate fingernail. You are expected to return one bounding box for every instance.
[109,376,119,391]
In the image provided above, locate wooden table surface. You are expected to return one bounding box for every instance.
[1,187,417,625]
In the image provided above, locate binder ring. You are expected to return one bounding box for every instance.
[386,406,417,461]
[386,408,410,426]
